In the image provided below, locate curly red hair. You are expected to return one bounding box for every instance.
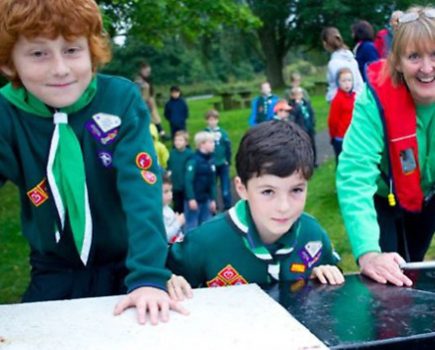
[0,0,111,86]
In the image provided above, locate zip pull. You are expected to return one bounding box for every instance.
[388,179,396,207]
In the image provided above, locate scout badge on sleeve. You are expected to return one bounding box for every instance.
[86,113,121,145]
[206,265,248,287]
[27,178,49,207]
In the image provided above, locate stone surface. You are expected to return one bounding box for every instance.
[0,284,327,350]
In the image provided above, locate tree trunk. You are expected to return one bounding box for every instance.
[257,27,285,89]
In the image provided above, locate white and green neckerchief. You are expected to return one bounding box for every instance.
[228,200,300,281]
[0,79,97,265]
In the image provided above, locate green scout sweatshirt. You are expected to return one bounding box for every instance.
[0,74,171,292]
[204,126,231,166]
[336,85,435,260]
[167,200,340,287]
[167,147,193,191]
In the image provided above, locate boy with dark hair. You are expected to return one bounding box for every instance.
[167,130,193,213]
[204,109,232,210]
[0,0,185,324]
[168,121,343,287]
[164,85,189,139]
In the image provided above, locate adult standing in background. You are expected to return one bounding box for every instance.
[351,20,380,81]
[374,10,403,58]
[248,82,279,126]
[321,27,364,103]
[337,6,435,287]
[136,61,168,139]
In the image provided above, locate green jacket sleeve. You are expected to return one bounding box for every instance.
[167,230,206,287]
[113,87,171,292]
[336,85,385,261]
[184,158,196,200]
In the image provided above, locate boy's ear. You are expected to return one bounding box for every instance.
[0,65,14,77]
[234,176,248,200]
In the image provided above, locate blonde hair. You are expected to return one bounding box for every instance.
[205,109,219,119]
[194,131,214,148]
[387,6,435,85]
[174,130,189,143]
[0,0,111,86]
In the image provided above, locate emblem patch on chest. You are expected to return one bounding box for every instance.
[206,264,248,287]
[27,178,49,207]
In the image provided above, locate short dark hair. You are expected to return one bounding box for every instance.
[236,120,314,185]
[170,85,181,93]
[352,20,375,41]
[162,172,172,185]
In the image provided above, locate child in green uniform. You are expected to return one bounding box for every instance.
[167,120,344,289]
[0,0,186,324]
[204,109,232,210]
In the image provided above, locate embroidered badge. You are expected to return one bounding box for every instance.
[290,263,306,273]
[141,170,157,185]
[207,277,226,288]
[206,264,248,287]
[85,120,119,145]
[98,151,113,168]
[92,113,121,133]
[305,241,322,257]
[27,178,49,207]
[136,152,153,170]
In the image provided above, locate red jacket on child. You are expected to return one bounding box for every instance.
[328,89,356,139]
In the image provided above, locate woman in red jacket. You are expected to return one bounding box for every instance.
[328,67,356,164]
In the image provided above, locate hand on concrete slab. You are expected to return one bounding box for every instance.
[114,286,189,325]
[167,274,193,301]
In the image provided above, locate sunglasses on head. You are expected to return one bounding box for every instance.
[398,8,435,24]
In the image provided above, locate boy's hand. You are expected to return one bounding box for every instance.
[175,213,185,226]
[358,252,413,287]
[311,265,345,285]
[113,286,189,325]
[167,274,193,301]
[189,199,198,210]
[210,200,217,213]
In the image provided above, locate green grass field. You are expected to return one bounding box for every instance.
[1,93,434,304]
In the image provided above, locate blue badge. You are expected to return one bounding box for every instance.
[97,151,113,168]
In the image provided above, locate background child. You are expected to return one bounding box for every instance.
[273,100,292,121]
[248,82,279,126]
[0,0,186,324]
[150,123,169,169]
[204,109,232,211]
[167,130,193,214]
[327,67,356,164]
[288,72,311,102]
[162,173,185,244]
[164,85,189,139]
[168,120,344,288]
[184,131,217,232]
[289,87,317,167]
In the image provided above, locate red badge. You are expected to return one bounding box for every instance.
[218,265,238,283]
[141,170,157,185]
[136,152,152,170]
[27,178,49,207]
[206,276,226,288]
[229,276,248,286]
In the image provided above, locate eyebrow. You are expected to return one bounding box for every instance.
[257,182,307,189]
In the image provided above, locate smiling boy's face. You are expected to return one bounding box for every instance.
[2,35,92,108]
[235,172,307,245]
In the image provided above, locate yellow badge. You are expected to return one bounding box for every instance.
[290,263,306,273]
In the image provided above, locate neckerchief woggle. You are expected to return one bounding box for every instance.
[0,79,97,265]
[228,200,300,281]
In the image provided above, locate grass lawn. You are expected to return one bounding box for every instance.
[1,93,434,304]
